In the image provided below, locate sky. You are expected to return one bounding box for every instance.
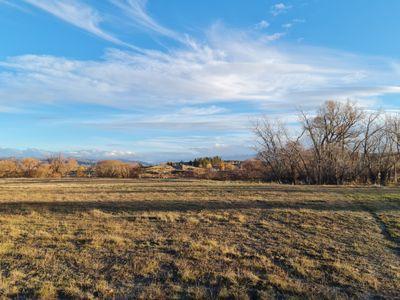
[0,0,400,162]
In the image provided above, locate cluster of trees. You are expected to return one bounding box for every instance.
[200,162,264,180]
[255,101,400,185]
[0,157,141,179]
[3,101,399,185]
[0,156,81,178]
[95,160,141,178]
[190,156,224,169]
[185,156,235,171]
[181,158,265,181]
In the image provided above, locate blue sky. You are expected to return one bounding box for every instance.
[0,0,400,162]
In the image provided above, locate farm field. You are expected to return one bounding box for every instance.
[0,179,399,299]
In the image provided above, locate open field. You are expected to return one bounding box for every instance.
[0,179,399,299]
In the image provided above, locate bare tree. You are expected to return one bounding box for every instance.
[254,119,303,184]
[254,100,399,185]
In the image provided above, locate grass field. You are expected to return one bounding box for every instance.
[0,179,399,299]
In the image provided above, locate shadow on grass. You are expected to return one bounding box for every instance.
[0,198,398,215]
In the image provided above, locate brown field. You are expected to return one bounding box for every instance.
[0,179,399,299]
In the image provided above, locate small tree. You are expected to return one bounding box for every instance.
[21,158,40,177]
[0,160,20,178]
[95,160,140,178]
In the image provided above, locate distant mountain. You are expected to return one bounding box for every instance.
[0,148,53,159]
[0,147,252,166]
[0,147,147,164]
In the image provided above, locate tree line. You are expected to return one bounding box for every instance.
[1,100,399,185]
[255,100,400,185]
[0,156,141,178]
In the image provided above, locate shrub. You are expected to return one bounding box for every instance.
[95,160,141,178]
[0,160,20,178]
[34,163,53,178]
[21,158,40,177]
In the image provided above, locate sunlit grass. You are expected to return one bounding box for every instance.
[0,179,399,298]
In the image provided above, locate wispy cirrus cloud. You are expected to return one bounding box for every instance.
[78,109,251,132]
[21,0,144,50]
[20,0,187,49]
[0,0,31,12]
[110,0,185,43]
[1,1,400,160]
[1,23,400,111]
[178,105,228,116]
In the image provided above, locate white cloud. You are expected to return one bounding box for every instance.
[1,25,400,112]
[260,32,286,42]
[293,18,305,23]
[22,0,114,43]
[80,111,252,132]
[21,0,142,50]
[129,134,255,162]
[178,105,228,116]
[0,146,139,161]
[282,19,305,30]
[110,0,185,43]
[18,0,190,49]
[255,20,270,30]
[0,105,25,113]
[0,21,399,160]
[0,0,31,12]
[271,3,292,16]
[3,1,399,161]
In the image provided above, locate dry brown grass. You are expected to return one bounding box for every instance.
[0,178,399,299]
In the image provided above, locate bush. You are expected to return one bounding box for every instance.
[48,156,78,177]
[239,159,266,180]
[0,160,20,178]
[21,158,41,177]
[35,163,53,178]
[95,160,141,178]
